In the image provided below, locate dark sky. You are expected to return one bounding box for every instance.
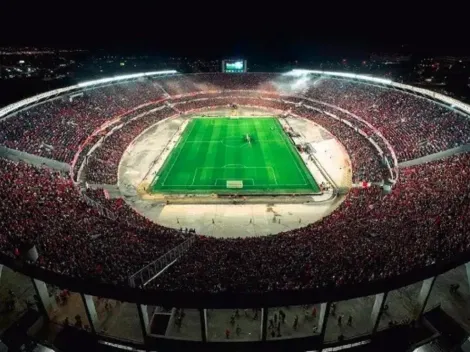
[1,1,467,59]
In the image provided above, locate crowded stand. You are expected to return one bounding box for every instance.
[292,105,385,182]
[155,73,279,96]
[0,158,190,283]
[174,96,291,113]
[303,78,470,161]
[82,188,156,228]
[72,135,101,181]
[1,72,470,298]
[152,153,470,293]
[85,107,174,184]
[1,149,469,293]
[0,80,166,162]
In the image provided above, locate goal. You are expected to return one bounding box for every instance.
[227,180,243,189]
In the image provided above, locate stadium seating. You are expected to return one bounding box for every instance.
[303,78,470,161]
[1,152,469,292]
[85,107,174,184]
[1,72,470,295]
[0,81,166,162]
[151,153,470,293]
[0,158,190,283]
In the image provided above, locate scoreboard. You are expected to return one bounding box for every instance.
[222,60,247,73]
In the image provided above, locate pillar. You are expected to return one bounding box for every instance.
[371,292,387,334]
[464,262,470,292]
[199,309,208,342]
[31,278,54,318]
[81,294,99,334]
[137,304,149,340]
[261,308,268,341]
[415,277,437,319]
[318,302,331,344]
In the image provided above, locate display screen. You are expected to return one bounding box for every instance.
[223,60,246,73]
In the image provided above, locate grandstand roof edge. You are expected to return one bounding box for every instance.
[285,69,470,116]
[0,70,178,119]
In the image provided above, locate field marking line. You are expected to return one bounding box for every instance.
[198,166,274,170]
[268,166,278,185]
[160,120,197,186]
[223,164,244,168]
[159,182,312,187]
[158,182,311,187]
[191,168,199,186]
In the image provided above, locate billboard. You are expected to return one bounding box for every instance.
[222,60,247,73]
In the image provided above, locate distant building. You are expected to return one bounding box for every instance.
[370,53,412,65]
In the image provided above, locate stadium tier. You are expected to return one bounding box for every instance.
[1,71,470,348]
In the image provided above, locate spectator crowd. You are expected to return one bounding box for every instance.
[0,73,470,295]
[0,158,190,284]
[0,81,167,162]
[151,153,470,293]
[0,152,469,294]
[302,78,470,161]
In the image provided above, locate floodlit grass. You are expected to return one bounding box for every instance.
[149,117,320,194]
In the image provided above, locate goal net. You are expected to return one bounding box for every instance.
[227,180,243,189]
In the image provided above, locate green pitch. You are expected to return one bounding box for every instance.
[149,117,320,194]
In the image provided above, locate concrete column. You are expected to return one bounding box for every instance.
[371,292,388,334]
[31,278,54,318]
[81,294,99,334]
[137,304,149,340]
[261,307,268,341]
[416,277,437,319]
[199,309,208,342]
[464,262,470,292]
[318,302,331,344]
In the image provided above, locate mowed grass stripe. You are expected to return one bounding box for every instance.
[253,119,274,187]
[150,117,320,194]
[273,118,316,187]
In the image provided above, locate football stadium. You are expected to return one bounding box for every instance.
[1,65,470,350]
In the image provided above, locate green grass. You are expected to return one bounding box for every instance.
[149,117,320,194]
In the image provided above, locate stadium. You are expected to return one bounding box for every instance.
[1,66,470,351]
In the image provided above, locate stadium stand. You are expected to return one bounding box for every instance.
[0,151,468,293]
[151,153,470,293]
[303,78,470,161]
[85,107,174,184]
[292,105,385,182]
[0,158,190,284]
[0,71,469,295]
[0,81,166,162]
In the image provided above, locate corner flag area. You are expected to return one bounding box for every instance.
[149,117,320,194]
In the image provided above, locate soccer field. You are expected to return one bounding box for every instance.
[149,117,320,194]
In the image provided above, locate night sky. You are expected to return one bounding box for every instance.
[0,1,467,59]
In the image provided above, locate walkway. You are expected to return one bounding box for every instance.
[398,144,470,167]
[0,145,70,172]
